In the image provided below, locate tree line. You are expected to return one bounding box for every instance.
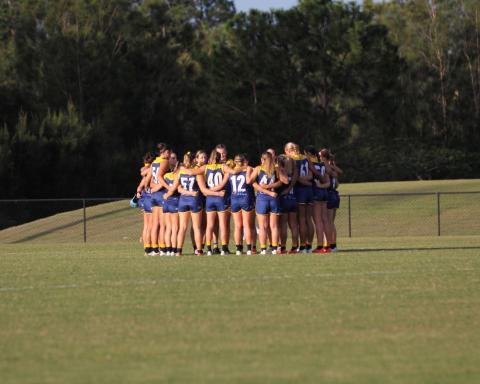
[0,0,479,199]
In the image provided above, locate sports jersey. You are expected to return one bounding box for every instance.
[151,157,168,208]
[178,171,202,213]
[311,160,328,202]
[255,167,280,214]
[289,154,313,204]
[163,172,179,213]
[229,169,254,213]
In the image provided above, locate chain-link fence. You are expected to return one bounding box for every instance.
[0,192,479,243]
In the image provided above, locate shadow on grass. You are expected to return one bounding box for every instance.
[9,206,130,243]
[340,246,480,253]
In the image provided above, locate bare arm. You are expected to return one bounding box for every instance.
[210,172,229,192]
[183,165,206,176]
[197,174,224,197]
[253,182,277,198]
[163,174,180,200]
[246,166,260,184]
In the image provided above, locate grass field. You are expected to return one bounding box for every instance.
[1,237,480,383]
[1,179,480,383]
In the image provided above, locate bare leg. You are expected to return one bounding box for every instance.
[191,211,203,252]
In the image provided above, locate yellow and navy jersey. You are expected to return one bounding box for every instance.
[276,175,294,196]
[256,167,276,196]
[311,160,326,181]
[151,157,168,187]
[179,172,199,193]
[330,176,339,191]
[164,172,179,197]
[205,164,224,190]
[229,169,254,197]
[290,154,309,184]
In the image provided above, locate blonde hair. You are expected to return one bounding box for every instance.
[182,151,195,169]
[208,149,221,165]
[261,152,275,178]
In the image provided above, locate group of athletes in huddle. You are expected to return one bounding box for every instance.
[134,142,342,256]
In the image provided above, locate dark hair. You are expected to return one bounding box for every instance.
[319,148,331,160]
[305,145,319,161]
[156,142,170,156]
[143,151,156,164]
[215,144,227,150]
[276,154,288,168]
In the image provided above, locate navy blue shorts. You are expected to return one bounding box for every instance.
[178,195,203,213]
[230,195,254,213]
[205,195,228,212]
[151,190,167,208]
[313,187,328,202]
[295,186,313,204]
[327,190,340,209]
[163,197,179,214]
[279,195,297,214]
[139,193,153,213]
[256,195,280,215]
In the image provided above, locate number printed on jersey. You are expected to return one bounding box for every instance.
[300,161,309,177]
[152,163,160,184]
[231,174,246,194]
[180,175,195,192]
[207,171,223,188]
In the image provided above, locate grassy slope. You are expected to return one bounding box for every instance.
[1,240,479,384]
[0,179,479,244]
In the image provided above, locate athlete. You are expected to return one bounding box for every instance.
[172,152,224,256]
[135,152,155,256]
[162,152,180,256]
[194,150,209,251]
[305,146,331,253]
[215,144,234,251]
[147,143,171,256]
[226,154,256,255]
[321,149,342,252]
[248,151,288,254]
[284,142,313,253]
[276,154,299,254]
[203,150,231,255]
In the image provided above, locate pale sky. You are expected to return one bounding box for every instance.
[234,0,299,13]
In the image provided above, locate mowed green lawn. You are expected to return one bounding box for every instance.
[1,238,480,384]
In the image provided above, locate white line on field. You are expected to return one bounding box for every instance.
[0,268,475,293]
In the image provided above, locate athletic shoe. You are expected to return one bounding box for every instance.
[159,251,165,256]
[320,248,331,253]
[260,250,267,255]
[246,250,252,255]
[288,248,298,254]
[251,248,258,254]
[272,249,277,255]
[207,251,212,256]
[212,248,221,255]
[330,247,338,252]
[301,249,308,254]
[175,252,182,257]
[148,250,159,257]
[195,250,203,256]
[312,248,323,254]
[279,249,288,254]
[236,250,242,256]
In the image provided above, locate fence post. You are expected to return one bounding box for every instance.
[83,199,87,243]
[436,192,441,236]
[348,195,352,238]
